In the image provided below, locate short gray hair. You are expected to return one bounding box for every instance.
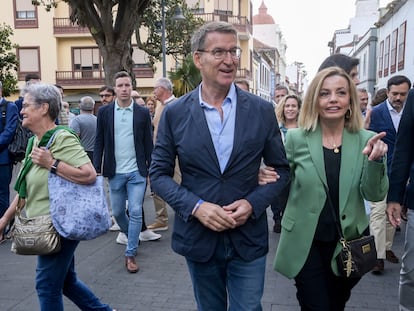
[21,83,61,121]
[191,21,237,52]
[155,78,173,93]
[79,96,95,111]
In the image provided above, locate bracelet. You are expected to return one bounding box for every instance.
[50,159,60,174]
[192,199,204,215]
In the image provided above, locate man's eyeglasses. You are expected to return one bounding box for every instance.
[99,94,113,98]
[197,47,242,60]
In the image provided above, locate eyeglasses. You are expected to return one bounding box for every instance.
[99,94,113,98]
[197,47,242,60]
[22,103,38,109]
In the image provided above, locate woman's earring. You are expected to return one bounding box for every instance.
[345,108,352,119]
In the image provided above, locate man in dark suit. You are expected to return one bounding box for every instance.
[387,88,414,311]
[0,81,19,240]
[149,22,290,310]
[94,71,153,273]
[368,75,411,273]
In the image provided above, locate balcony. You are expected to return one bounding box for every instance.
[236,68,251,80]
[194,13,252,40]
[53,18,90,35]
[56,67,154,87]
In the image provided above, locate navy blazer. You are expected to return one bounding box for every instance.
[149,86,290,262]
[93,102,153,178]
[369,100,396,171]
[0,99,19,165]
[388,89,414,210]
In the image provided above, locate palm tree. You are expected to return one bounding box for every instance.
[169,54,201,97]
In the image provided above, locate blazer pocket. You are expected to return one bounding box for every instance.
[281,215,295,232]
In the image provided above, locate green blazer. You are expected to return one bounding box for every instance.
[274,126,388,278]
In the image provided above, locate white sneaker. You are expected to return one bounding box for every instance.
[109,217,121,231]
[110,222,121,231]
[116,232,128,245]
[139,229,161,242]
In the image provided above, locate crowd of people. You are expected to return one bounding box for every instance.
[0,20,413,311]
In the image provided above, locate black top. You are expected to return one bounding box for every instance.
[314,146,341,242]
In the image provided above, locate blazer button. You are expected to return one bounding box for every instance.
[341,215,346,220]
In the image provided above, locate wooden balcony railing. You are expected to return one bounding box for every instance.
[53,18,90,34]
[56,67,154,87]
[193,13,252,36]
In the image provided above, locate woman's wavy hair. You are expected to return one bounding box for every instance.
[275,94,302,124]
[298,67,363,132]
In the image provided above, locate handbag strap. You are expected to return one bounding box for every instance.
[323,184,345,240]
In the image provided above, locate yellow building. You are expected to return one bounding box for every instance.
[1,0,254,103]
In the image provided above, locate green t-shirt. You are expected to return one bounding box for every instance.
[24,130,90,218]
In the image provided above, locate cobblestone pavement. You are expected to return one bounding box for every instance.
[1,168,402,310]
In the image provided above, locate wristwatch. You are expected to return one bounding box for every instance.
[51,159,61,174]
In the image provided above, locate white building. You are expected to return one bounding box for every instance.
[252,1,288,98]
[375,0,414,88]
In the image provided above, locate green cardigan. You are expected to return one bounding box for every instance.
[274,126,388,278]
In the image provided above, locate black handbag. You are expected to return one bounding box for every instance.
[324,186,377,278]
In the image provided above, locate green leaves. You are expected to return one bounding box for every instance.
[0,23,18,97]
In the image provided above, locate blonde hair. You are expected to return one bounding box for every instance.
[275,94,302,124]
[298,67,363,132]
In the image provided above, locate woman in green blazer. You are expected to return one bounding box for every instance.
[273,67,388,310]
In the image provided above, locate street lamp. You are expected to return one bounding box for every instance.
[161,0,185,77]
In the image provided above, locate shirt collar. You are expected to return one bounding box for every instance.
[198,83,236,109]
[115,99,133,111]
[386,99,404,114]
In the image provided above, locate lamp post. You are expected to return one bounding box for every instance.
[161,0,185,77]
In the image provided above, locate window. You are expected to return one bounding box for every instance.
[14,0,38,28]
[378,41,384,78]
[383,35,390,77]
[17,47,40,80]
[390,29,398,73]
[187,0,204,13]
[214,0,233,15]
[398,21,406,71]
[73,47,101,72]
[132,46,150,68]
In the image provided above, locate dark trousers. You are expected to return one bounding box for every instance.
[0,164,13,218]
[294,240,360,311]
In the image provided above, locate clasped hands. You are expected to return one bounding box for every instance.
[193,199,253,232]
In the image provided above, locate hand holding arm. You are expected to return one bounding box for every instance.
[258,166,280,185]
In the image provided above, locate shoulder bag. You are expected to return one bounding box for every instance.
[324,185,377,278]
[47,131,112,241]
[11,200,61,255]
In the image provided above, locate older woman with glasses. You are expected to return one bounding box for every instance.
[0,83,116,311]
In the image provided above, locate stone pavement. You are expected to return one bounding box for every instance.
[1,174,403,310]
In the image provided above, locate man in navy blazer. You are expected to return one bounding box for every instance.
[150,22,290,310]
[0,81,18,233]
[94,71,153,273]
[388,88,414,310]
[368,75,411,273]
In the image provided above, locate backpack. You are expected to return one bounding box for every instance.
[1,101,33,163]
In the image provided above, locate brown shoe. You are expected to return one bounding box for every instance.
[125,256,139,273]
[386,250,399,263]
[371,259,384,274]
[147,222,168,232]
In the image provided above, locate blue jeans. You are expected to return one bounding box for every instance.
[109,170,146,256]
[186,234,266,311]
[36,237,112,311]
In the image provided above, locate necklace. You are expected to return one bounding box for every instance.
[332,143,340,154]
